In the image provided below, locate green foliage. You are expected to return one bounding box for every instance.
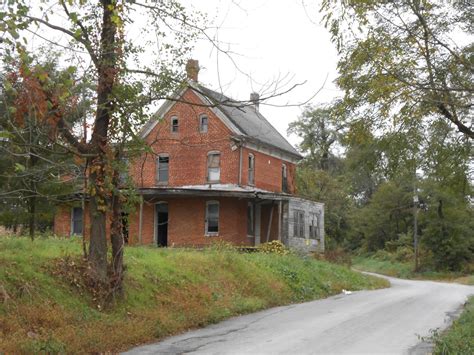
[0,237,388,352]
[432,296,474,354]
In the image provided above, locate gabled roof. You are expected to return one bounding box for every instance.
[196,85,302,159]
[139,83,302,160]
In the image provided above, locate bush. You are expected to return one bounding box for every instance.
[259,240,289,255]
[317,247,352,266]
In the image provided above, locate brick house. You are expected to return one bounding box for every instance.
[54,60,324,252]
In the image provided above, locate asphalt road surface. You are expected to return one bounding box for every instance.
[125,274,474,354]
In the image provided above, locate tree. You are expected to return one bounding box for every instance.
[321,0,473,139]
[0,53,85,239]
[1,0,204,285]
[288,104,343,172]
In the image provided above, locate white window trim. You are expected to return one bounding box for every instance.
[205,200,219,236]
[156,154,169,185]
[199,114,209,133]
[207,151,221,183]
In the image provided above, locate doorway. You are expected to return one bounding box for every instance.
[155,203,168,247]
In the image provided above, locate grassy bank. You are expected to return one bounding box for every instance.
[353,255,474,285]
[433,296,474,354]
[0,237,387,353]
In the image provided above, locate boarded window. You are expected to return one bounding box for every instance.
[200,115,208,133]
[248,154,255,185]
[171,117,179,133]
[293,210,305,238]
[247,202,255,235]
[282,164,288,192]
[207,152,220,182]
[206,201,219,235]
[157,155,169,183]
[72,207,83,235]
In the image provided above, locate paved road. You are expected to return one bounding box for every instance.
[125,274,474,354]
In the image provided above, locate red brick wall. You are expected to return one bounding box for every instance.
[131,89,240,188]
[126,197,252,247]
[241,147,296,194]
[130,88,297,193]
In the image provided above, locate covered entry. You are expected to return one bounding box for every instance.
[155,203,168,247]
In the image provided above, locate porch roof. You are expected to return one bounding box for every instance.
[138,184,291,201]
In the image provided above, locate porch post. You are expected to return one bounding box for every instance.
[138,196,143,244]
[265,202,274,243]
[278,200,282,241]
[255,204,261,246]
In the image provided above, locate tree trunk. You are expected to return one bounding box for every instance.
[87,0,118,282]
[110,160,124,290]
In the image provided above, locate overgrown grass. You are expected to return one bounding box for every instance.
[0,237,388,353]
[432,296,474,354]
[353,255,474,285]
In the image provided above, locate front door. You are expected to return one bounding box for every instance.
[156,203,168,247]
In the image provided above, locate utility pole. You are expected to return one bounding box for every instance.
[413,185,419,272]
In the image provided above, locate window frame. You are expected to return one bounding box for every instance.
[71,207,83,236]
[207,151,221,183]
[282,164,288,192]
[156,154,169,185]
[309,213,319,240]
[199,114,209,133]
[170,116,179,133]
[293,209,305,238]
[248,153,255,186]
[205,200,219,236]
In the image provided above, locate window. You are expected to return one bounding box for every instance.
[247,202,255,236]
[156,155,169,184]
[205,201,219,235]
[171,116,179,133]
[71,207,83,236]
[200,115,208,133]
[207,152,220,182]
[293,210,305,238]
[282,164,288,192]
[309,213,318,239]
[248,154,255,185]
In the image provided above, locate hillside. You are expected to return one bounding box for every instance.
[0,237,388,353]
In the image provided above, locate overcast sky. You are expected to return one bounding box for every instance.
[184,0,342,146]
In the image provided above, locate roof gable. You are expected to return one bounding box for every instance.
[140,83,302,160]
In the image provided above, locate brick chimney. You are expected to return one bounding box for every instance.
[186,59,200,82]
[250,92,259,111]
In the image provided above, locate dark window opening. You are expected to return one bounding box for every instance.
[206,201,219,235]
[156,203,168,247]
[200,115,208,133]
[282,164,288,192]
[171,117,179,133]
[72,207,83,236]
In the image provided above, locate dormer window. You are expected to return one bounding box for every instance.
[200,115,208,133]
[171,117,179,133]
[207,151,220,182]
[282,164,288,192]
[248,153,255,185]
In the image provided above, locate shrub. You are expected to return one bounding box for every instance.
[259,240,289,255]
[317,247,352,266]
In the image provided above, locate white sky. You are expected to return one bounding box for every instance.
[184,0,342,146]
